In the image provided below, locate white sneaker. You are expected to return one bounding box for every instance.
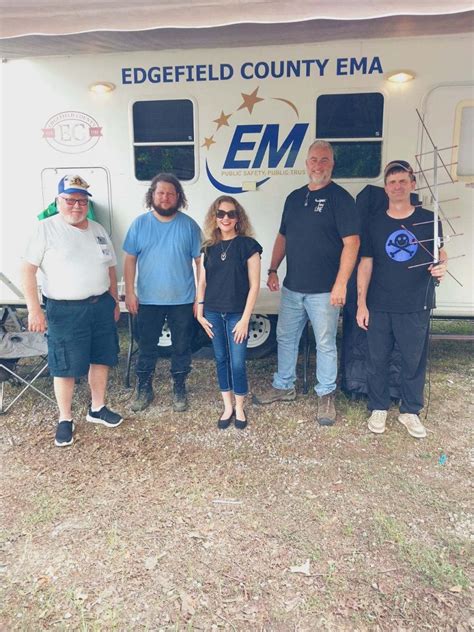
[398,413,427,439]
[367,410,387,434]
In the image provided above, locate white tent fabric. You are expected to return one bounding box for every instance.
[0,1,472,58]
[0,1,472,37]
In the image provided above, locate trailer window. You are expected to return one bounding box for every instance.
[453,102,474,179]
[316,93,383,178]
[133,100,195,181]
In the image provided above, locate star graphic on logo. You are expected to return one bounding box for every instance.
[201,135,216,150]
[202,85,307,194]
[238,87,264,114]
[213,110,233,130]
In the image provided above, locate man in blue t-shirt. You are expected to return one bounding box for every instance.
[123,173,201,412]
[254,141,360,426]
[356,160,447,438]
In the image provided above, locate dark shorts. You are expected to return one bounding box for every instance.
[45,292,119,378]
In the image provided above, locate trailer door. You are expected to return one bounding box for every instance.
[418,84,474,316]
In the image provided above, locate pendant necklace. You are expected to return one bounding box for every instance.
[220,238,235,261]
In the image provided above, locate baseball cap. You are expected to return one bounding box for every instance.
[383,160,415,179]
[58,174,92,196]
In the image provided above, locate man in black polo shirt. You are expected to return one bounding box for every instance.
[254,140,360,425]
[357,160,447,438]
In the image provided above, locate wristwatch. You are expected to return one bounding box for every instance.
[267,268,278,275]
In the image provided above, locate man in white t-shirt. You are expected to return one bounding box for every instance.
[22,175,123,447]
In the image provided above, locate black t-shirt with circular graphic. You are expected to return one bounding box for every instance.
[360,206,443,313]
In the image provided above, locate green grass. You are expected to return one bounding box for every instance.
[24,493,61,527]
[430,319,474,336]
[373,512,470,590]
[410,545,470,589]
[106,521,123,551]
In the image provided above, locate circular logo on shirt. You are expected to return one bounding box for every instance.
[385,229,418,262]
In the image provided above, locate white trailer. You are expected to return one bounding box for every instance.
[1,5,473,355]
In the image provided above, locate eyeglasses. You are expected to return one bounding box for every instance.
[216,209,238,219]
[60,197,89,208]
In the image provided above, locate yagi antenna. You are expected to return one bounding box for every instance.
[408,255,466,284]
[415,108,458,235]
[411,233,464,245]
[416,108,456,185]
[412,215,460,226]
[401,224,463,287]
[412,109,465,286]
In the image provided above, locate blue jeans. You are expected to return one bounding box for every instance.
[205,311,248,396]
[273,286,340,396]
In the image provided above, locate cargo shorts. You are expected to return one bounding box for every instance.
[45,292,119,377]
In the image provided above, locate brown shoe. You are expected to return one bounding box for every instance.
[317,390,336,426]
[253,385,296,405]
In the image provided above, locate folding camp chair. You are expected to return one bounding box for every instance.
[0,272,28,332]
[0,331,55,414]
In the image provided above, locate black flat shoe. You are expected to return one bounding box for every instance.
[217,410,234,429]
[234,412,247,430]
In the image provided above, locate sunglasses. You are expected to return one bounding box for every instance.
[60,196,89,208]
[216,209,238,219]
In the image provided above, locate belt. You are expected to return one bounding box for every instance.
[44,292,109,305]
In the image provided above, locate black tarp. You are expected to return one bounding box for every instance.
[340,185,420,399]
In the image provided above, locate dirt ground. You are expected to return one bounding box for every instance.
[1,328,472,631]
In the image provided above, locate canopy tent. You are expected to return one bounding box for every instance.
[0,1,472,58]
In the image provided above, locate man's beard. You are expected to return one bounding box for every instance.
[152,203,178,217]
[63,212,87,226]
[309,172,330,186]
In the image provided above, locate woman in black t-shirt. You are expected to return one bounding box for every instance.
[197,196,262,429]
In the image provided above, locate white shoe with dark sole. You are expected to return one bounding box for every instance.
[367,410,387,434]
[398,413,427,438]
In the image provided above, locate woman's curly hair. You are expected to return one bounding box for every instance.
[202,196,254,251]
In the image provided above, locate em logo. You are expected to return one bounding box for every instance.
[202,86,309,193]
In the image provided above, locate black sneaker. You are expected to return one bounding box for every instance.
[55,420,74,447]
[86,406,123,427]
